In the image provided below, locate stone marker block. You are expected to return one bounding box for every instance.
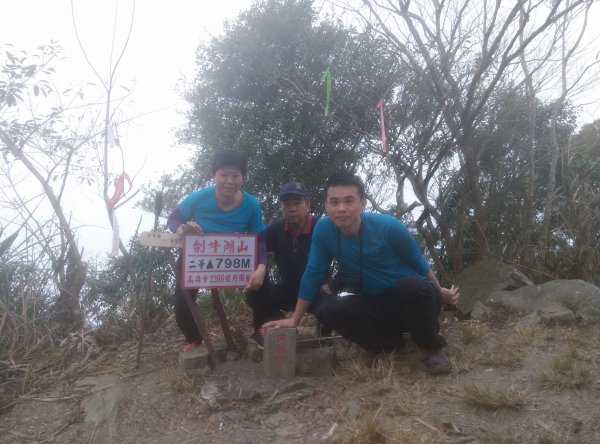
[179,349,210,374]
[179,342,229,373]
[263,327,297,378]
[296,346,337,376]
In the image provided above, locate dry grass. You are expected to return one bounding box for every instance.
[459,321,488,344]
[509,326,544,346]
[339,355,398,386]
[475,422,574,444]
[537,432,576,444]
[162,365,203,393]
[330,411,387,444]
[448,344,477,372]
[539,356,591,389]
[479,342,522,367]
[388,395,422,417]
[458,382,525,410]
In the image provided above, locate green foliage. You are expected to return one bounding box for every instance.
[172,0,398,220]
[81,237,174,333]
[139,0,600,286]
[0,228,19,258]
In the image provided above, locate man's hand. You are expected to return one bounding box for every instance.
[262,318,297,329]
[176,221,202,236]
[245,264,266,291]
[320,282,333,295]
[439,285,460,305]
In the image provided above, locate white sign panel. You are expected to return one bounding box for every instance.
[182,234,257,289]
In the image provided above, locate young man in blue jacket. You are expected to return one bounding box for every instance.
[264,173,459,374]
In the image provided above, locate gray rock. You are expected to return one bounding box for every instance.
[344,400,363,419]
[515,311,541,329]
[265,411,296,428]
[470,301,493,320]
[488,279,600,325]
[539,280,600,322]
[455,258,534,315]
[296,346,337,376]
[279,380,309,394]
[537,303,577,326]
[222,410,247,422]
[487,285,548,312]
[78,374,127,438]
[246,344,263,362]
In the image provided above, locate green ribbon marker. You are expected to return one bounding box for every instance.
[321,67,331,117]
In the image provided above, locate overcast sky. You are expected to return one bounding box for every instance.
[1,1,255,258]
[2,1,599,260]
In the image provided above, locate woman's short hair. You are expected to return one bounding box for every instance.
[211,150,248,176]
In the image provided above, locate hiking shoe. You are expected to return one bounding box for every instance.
[247,330,264,350]
[422,351,452,375]
[182,339,201,352]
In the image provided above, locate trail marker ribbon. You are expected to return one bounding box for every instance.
[321,67,331,117]
[377,99,388,154]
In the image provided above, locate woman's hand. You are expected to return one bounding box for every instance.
[176,221,202,236]
[262,318,297,329]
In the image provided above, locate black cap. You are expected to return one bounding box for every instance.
[279,182,308,199]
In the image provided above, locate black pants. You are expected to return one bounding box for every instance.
[174,282,203,344]
[175,279,332,342]
[320,276,446,353]
[245,283,332,332]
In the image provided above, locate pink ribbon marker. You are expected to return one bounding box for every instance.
[106,172,132,209]
[377,99,388,154]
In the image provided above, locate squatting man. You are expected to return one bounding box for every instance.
[264,172,460,375]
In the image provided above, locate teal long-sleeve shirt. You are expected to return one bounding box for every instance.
[298,212,430,301]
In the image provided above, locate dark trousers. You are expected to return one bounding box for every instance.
[245,283,331,332]
[320,276,446,353]
[174,283,202,344]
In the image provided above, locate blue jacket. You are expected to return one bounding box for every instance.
[299,212,430,301]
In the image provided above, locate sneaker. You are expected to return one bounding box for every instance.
[247,330,264,350]
[182,339,201,352]
[422,351,452,375]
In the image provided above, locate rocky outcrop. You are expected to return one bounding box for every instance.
[455,259,600,327]
[455,258,533,315]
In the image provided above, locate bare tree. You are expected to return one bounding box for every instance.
[348,0,593,262]
[0,44,89,329]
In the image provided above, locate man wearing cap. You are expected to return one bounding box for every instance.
[245,181,331,348]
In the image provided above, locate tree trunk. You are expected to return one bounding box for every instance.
[459,133,487,260]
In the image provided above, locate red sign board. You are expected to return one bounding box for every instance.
[181,234,257,289]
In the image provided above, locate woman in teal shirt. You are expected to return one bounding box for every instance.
[167,151,267,350]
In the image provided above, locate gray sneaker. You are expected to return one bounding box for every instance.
[422,351,452,375]
[247,331,264,350]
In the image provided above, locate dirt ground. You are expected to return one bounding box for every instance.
[2,306,600,444]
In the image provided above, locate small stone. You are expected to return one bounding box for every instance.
[344,400,363,419]
[246,345,263,362]
[324,408,337,417]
